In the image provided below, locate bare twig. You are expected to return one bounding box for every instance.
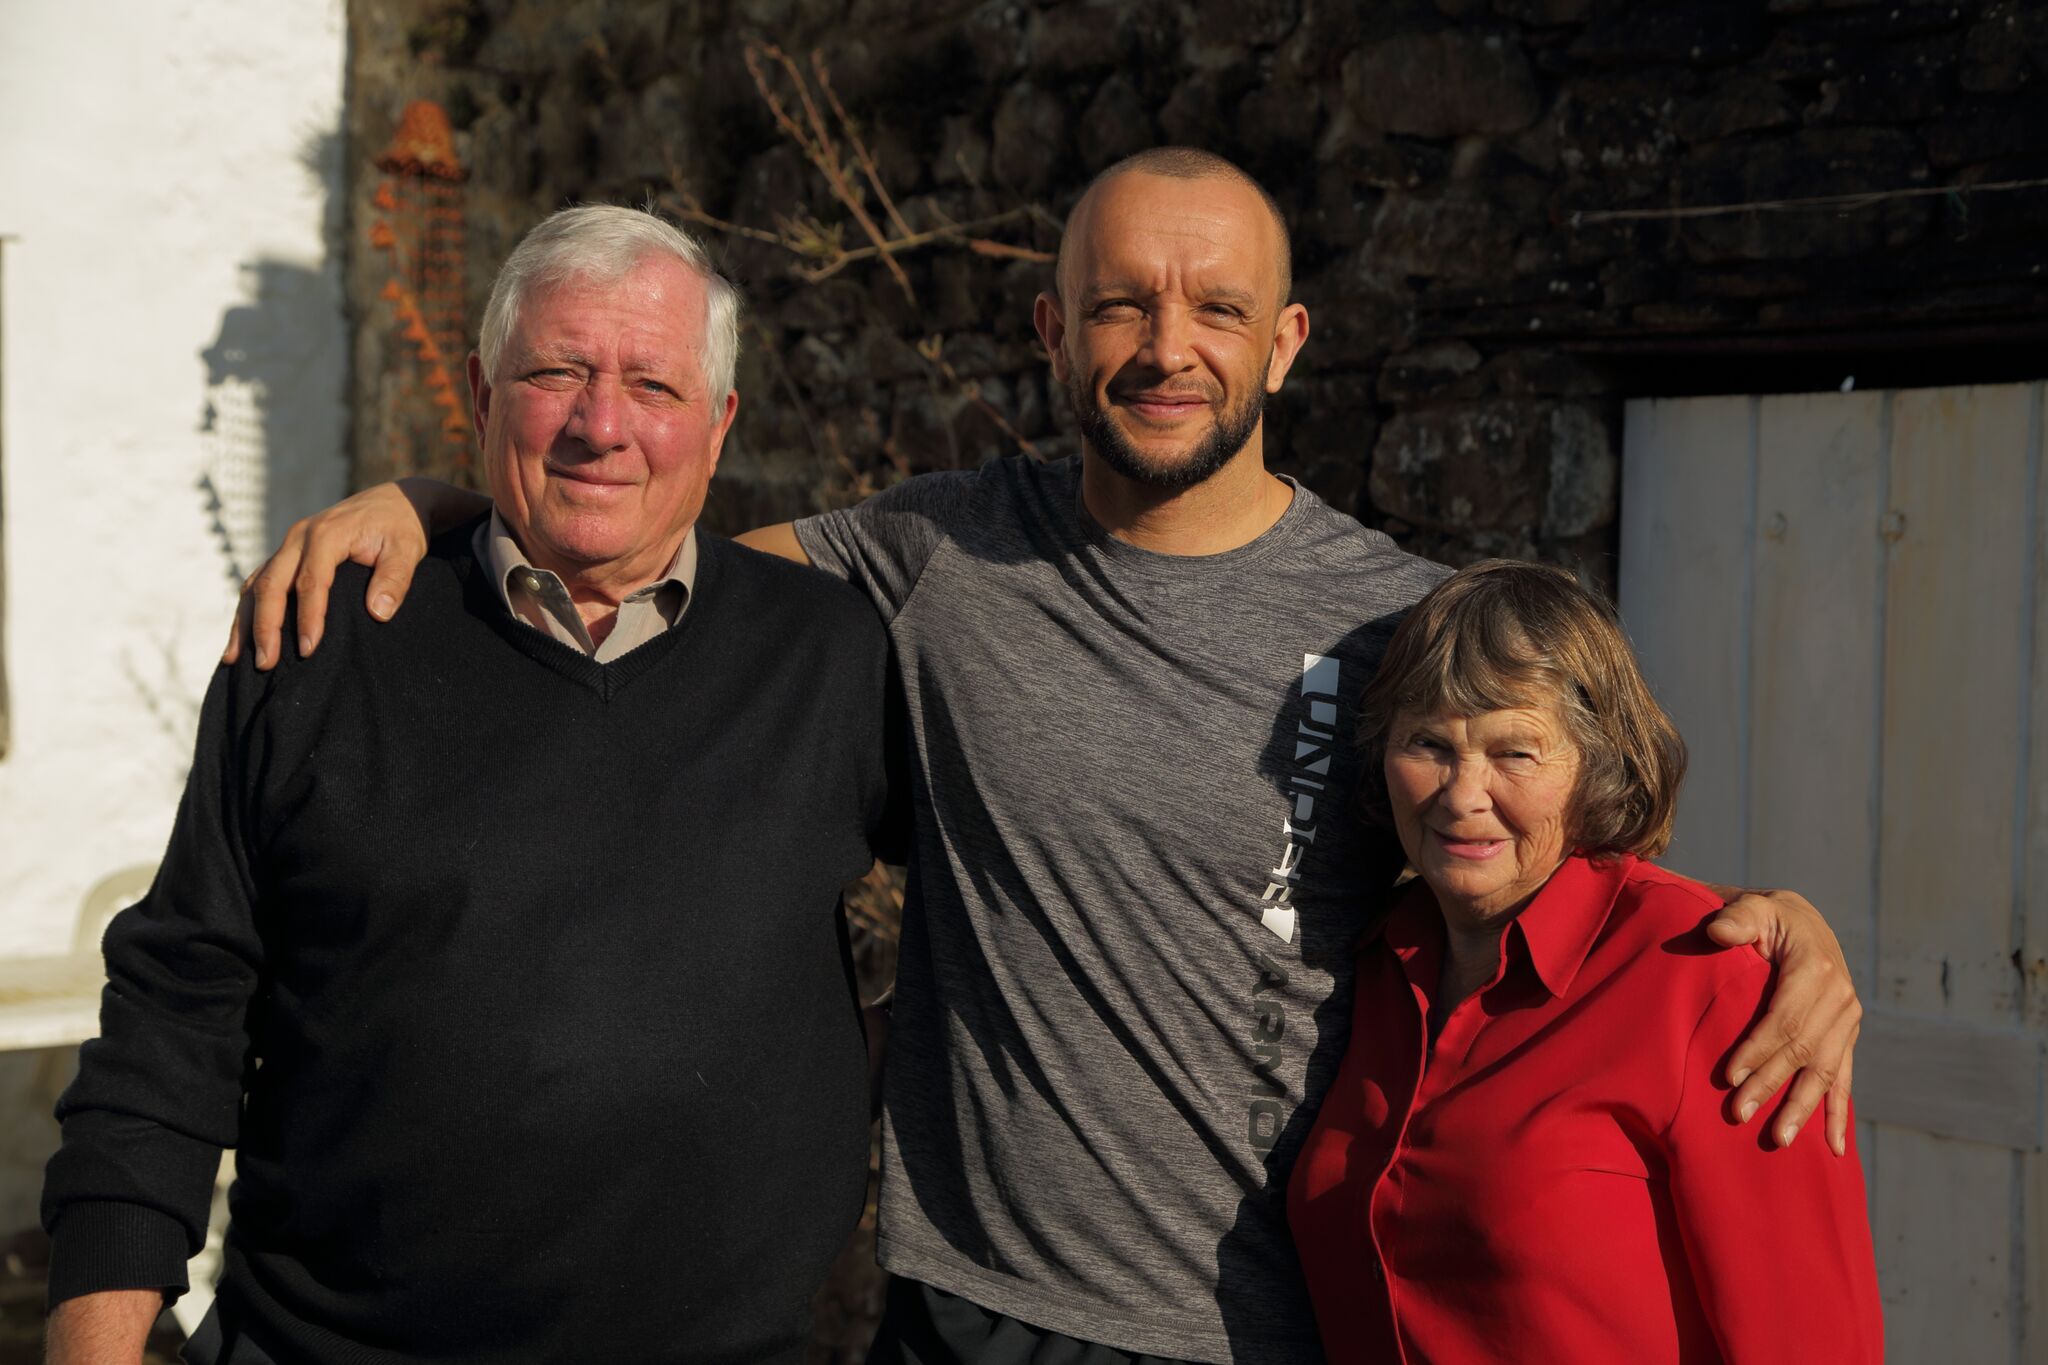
[968,238,1056,263]
[791,208,1052,278]
[812,50,916,242]
[746,318,825,465]
[667,198,790,247]
[745,41,918,306]
[916,336,1042,461]
[1568,176,2048,227]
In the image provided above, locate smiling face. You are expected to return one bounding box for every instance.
[1034,169,1308,491]
[467,253,739,590]
[1384,705,1583,925]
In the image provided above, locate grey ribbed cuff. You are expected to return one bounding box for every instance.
[46,1200,192,1308]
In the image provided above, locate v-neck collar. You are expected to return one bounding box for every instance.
[442,519,717,701]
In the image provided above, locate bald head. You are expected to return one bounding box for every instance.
[1056,148,1293,307]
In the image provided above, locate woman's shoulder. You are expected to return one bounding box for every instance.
[1606,859,1771,993]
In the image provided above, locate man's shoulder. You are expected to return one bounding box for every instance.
[704,533,887,639]
[1286,488,1453,582]
[286,529,480,660]
[862,455,1053,526]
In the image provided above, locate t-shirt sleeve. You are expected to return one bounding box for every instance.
[793,470,978,621]
[1663,964,1884,1363]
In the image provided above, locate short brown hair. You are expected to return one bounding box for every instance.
[1357,560,1687,859]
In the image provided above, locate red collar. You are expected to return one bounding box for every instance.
[1380,853,1637,1000]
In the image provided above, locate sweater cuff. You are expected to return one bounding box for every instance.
[46,1200,192,1308]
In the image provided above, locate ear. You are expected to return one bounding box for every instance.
[704,389,740,474]
[467,352,492,446]
[1263,302,1311,395]
[1033,291,1070,385]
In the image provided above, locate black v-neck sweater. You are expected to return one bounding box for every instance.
[44,525,902,1363]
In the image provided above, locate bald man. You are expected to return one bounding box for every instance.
[227,152,1861,1364]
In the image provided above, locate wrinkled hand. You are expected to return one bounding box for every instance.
[222,481,434,670]
[1706,888,1862,1155]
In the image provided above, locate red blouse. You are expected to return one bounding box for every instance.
[1287,854,1881,1365]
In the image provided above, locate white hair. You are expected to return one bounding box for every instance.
[476,204,742,401]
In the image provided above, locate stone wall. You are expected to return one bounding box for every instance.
[351,0,2048,584]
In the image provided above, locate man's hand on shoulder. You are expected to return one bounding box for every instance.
[1703,886,1862,1157]
[223,477,488,672]
[44,1288,165,1365]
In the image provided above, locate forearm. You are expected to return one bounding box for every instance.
[44,1289,164,1365]
[734,522,812,565]
[398,476,492,535]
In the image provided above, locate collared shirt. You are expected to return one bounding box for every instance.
[1287,853,1882,1365]
[473,509,696,662]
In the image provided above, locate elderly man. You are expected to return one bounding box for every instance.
[43,207,899,1364]
[228,150,1863,1365]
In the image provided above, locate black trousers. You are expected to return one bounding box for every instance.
[867,1276,1196,1365]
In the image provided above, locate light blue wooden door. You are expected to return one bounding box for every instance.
[1621,382,2048,1363]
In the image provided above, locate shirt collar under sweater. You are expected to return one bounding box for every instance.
[474,508,696,663]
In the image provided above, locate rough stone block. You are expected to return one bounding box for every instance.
[1806,37,1955,125]
[1677,127,1931,261]
[1541,402,1616,538]
[1073,72,1155,170]
[1342,29,1542,138]
[960,0,1030,83]
[1493,0,1594,24]
[1239,79,1325,160]
[1479,347,1615,397]
[1280,0,1442,80]
[1949,0,2048,92]
[1371,400,1556,531]
[990,83,1069,197]
[1369,184,1526,283]
[934,115,991,188]
[1924,100,2048,167]
[1159,68,1257,153]
[1196,0,1302,49]
[1568,0,1769,67]
[1378,341,1485,401]
[1552,73,1685,184]
[1027,2,1125,77]
[1301,273,1418,365]
[1758,4,1972,80]
[1672,76,1797,143]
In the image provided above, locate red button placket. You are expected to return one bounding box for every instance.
[1369,930,1512,1364]
[1366,969,1432,1364]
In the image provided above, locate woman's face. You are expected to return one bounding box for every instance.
[1384,704,1582,923]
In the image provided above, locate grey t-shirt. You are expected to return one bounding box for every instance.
[796,457,1449,1363]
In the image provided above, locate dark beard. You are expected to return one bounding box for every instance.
[1070,377,1268,493]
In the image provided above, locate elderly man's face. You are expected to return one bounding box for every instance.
[468,255,737,581]
[1035,171,1307,491]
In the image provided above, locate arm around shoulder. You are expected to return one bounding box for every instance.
[229,476,488,669]
[735,522,812,565]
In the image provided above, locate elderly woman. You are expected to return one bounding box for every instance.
[1287,561,1881,1364]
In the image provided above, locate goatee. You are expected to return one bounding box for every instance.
[1070,378,1267,493]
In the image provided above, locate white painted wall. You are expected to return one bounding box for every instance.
[0,0,349,1235]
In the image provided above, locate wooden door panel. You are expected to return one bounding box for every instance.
[1624,382,2048,1364]
[1749,391,1885,996]
[1620,394,1754,884]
